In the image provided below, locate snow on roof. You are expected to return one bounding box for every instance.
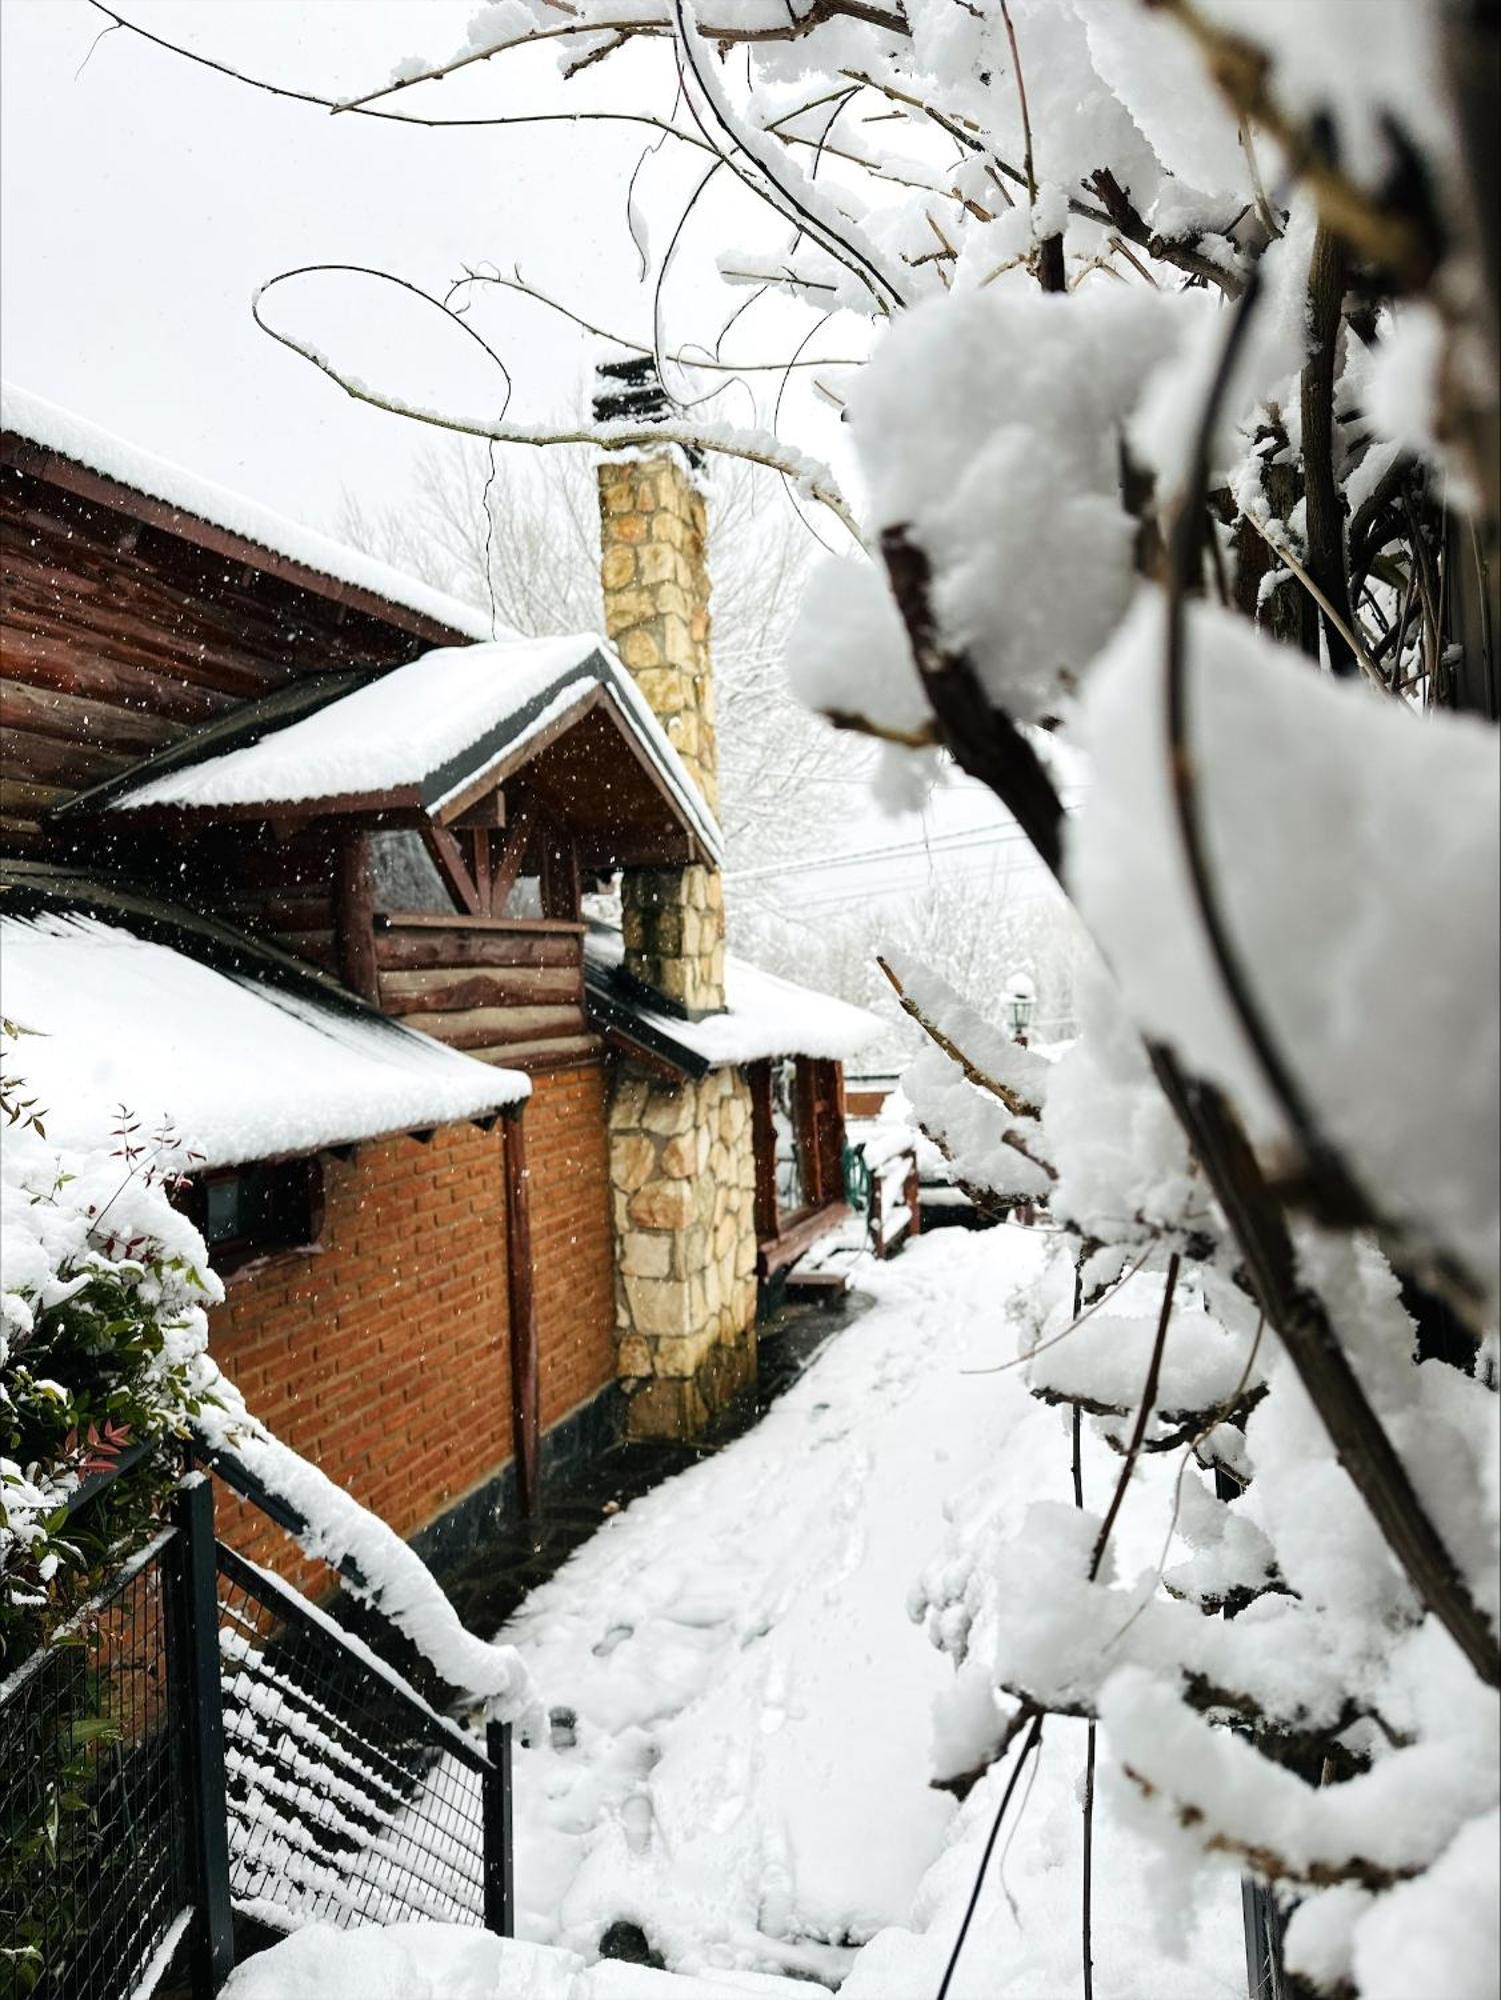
[106,636,724,862]
[0,911,527,1169]
[0,381,494,644]
[586,927,879,1069]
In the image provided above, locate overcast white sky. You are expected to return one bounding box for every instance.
[1,0,1051,909]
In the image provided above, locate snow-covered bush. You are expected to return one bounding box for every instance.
[1,1028,226,1663]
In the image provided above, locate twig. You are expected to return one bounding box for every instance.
[1237,512,1385,685]
[934,1708,1045,2000]
[1089,1255,1180,1581]
[250,272,864,541]
[876,955,1041,1118]
[962,1247,1154,1376]
[879,527,1068,876]
[1070,1368,1096,2000]
[1301,222,1358,676]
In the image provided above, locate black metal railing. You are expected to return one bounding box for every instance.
[1,1456,513,1998]
[216,1543,510,1935]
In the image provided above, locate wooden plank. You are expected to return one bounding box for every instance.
[373,926,581,972]
[375,912,584,936]
[407,1004,585,1052]
[502,1107,540,1515]
[485,800,536,915]
[378,965,583,1013]
[0,813,45,851]
[0,776,68,818]
[99,787,424,829]
[0,726,136,788]
[0,630,244,725]
[759,1201,854,1278]
[471,1034,602,1069]
[273,928,339,970]
[0,678,181,752]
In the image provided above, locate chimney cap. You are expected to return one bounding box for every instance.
[593,355,702,468]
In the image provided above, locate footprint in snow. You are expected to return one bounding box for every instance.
[592,1623,634,1658]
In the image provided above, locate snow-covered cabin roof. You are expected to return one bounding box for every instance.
[0,381,493,644]
[584,926,879,1075]
[92,637,723,867]
[0,909,527,1170]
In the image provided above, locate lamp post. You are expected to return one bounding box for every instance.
[1004,971,1036,1044]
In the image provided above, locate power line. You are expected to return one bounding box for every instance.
[725,802,1084,884]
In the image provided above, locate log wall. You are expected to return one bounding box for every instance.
[373,915,597,1068]
[0,456,455,859]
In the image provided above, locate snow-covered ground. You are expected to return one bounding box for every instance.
[226,1223,1244,1998]
[501,1224,1241,1995]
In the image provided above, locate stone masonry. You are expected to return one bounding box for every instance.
[607,1068,758,1437]
[597,429,758,1437]
[599,453,725,1016]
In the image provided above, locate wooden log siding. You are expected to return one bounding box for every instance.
[0,461,462,859]
[373,916,594,1068]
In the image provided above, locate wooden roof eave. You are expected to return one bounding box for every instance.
[0,435,475,649]
[91,785,427,829]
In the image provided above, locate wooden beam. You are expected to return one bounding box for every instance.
[374,912,583,937]
[487,800,536,916]
[748,1060,779,1243]
[539,829,581,923]
[451,790,506,829]
[502,1105,540,1517]
[334,826,379,1002]
[419,819,484,917]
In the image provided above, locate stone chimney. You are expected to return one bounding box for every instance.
[595,358,725,1017]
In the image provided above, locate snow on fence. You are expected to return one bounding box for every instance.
[0,1456,514,2000]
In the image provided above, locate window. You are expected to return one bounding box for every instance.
[751,1056,845,1248]
[771,1058,809,1217]
[368,828,454,915]
[185,1158,323,1274]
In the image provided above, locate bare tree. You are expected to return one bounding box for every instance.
[336,437,866,905]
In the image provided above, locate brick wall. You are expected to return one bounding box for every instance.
[528,1062,617,1431]
[209,1066,618,1582]
[209,1120,511,1578]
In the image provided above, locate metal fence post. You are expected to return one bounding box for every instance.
[170,1475,236,1995]
[482,1719,515,1937]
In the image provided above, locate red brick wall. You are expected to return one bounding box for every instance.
[528,1063,617,1430]
[208,1067,618,1580]
[210,1121,510,1574]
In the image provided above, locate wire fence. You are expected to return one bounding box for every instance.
[216,1545,493,1934]
[1,1463,513,1999]
[0,1531,191,2000]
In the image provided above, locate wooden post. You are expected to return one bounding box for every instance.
[748,1060,778,1246]
[169,1475,235,1996]
[502,1105,540,1516]
[334,826,379,1001]
[539,829,581,922]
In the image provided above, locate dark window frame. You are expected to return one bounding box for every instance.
[749,1055,846,1255]
[182,1156,326,1278]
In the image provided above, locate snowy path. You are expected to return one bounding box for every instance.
[502,1226,1243,1995]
